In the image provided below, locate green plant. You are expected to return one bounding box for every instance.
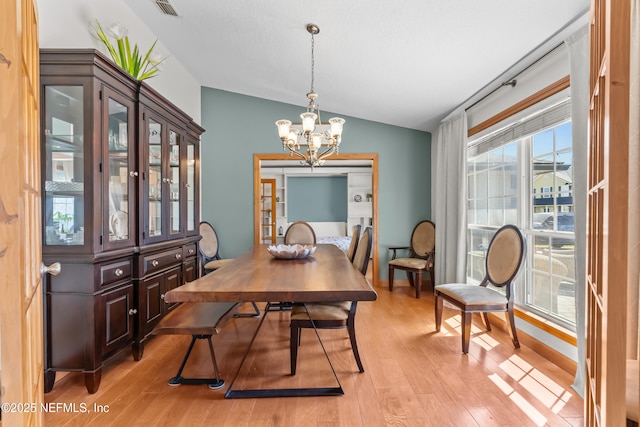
[93,20,166,80]
[53,211,73,233]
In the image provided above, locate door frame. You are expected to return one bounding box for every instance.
[253,153,379,286]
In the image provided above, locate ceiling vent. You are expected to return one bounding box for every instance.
[154,0,179,16]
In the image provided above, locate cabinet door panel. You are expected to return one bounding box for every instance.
[142,275,163,331]
[163,266,182,313]
[103,86,136,250]
[183,258,196,284]
[185,140,198,235]
[168,127,182,238]
[146,117,164,242]
[42,84,87,250]
[102,284,134,356]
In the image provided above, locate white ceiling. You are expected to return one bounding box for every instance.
[122,0,589,133]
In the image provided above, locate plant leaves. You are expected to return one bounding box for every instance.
[92,19,169,80]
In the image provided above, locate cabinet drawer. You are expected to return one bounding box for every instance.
[143,248,183,275]
[100,259,132,288]
[183,244,197,259]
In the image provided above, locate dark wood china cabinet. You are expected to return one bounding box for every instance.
[40,49,203,394]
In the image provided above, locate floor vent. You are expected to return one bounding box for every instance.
[155,0,179,16]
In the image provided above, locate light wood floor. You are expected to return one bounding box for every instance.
[44,284,584,426]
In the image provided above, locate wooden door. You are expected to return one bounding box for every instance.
[586,0,631,424]
[260,178,276,244]
[0,0,44,425]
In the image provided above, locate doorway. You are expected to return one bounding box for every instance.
[253,153,379,286]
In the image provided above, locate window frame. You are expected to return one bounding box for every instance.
[467,113,576,332]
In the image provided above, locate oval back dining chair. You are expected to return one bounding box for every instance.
[289,226,373,375]
[284,221,317,245]
[345,224,361,262]
[199,221,235,275]
[388,220,435,298]
[199,221,259,317]
[267,221,317,311]
[434,224,526,354]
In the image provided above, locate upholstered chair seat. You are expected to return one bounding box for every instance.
[291,301,351,322]
[434,284,508,306]
[388,257,429,270]
[203,258,235,271]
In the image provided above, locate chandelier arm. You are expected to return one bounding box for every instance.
[316,145,336,162]
[285,144,311,162]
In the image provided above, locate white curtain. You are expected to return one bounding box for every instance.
[565,24,589,398]
[434,111,468,284]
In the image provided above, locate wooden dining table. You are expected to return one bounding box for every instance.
[164,244,377,398]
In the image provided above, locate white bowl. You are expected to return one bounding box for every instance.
[267,244,317,259]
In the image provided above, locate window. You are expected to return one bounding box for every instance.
[467,100,576,329]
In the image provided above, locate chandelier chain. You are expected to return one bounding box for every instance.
[310,30,315,95]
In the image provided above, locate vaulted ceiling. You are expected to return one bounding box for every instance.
[123,0,589,133]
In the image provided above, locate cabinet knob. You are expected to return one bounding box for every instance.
[175,253,182,259]
[185,183,191,188]
[160,294,165,300]
[151,260,159,267]
[129,171,139,177]
[128,308,138,315]
[114,268,123,277]
[41,262,61,276]
[188,249,194,254]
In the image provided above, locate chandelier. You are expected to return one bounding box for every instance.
[275,24,345,170]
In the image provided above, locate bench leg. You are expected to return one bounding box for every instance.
[168,334,225,390]
[234,301,261,318]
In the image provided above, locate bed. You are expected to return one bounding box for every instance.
[307,222,353,253]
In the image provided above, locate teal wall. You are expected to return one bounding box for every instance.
[288,176,347,222]
[200,87,432,280]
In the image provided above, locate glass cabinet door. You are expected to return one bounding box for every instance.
[260,179,276,244]
[104,88,135,249]
[147,119,163,239]
[185,140,197,234]
[43,85,85,247]
[168,129,181,236]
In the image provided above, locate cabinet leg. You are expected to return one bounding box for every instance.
[132,342,144,361]
[44,370,56,393]
[84,370,102,394]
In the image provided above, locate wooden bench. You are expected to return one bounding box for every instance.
[152,302,239,389]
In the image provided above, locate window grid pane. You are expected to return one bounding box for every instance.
[467,119,576,329]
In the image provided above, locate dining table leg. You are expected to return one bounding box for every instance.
[224,303,345,399]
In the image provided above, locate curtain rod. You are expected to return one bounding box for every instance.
[463,42,565,112]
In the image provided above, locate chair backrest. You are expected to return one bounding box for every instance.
[484,224,526,291]
[352,227,373,275]
[411,220,435,258]
[346,224,361,262]
[199,221,220,260]
[284,221,316,245]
